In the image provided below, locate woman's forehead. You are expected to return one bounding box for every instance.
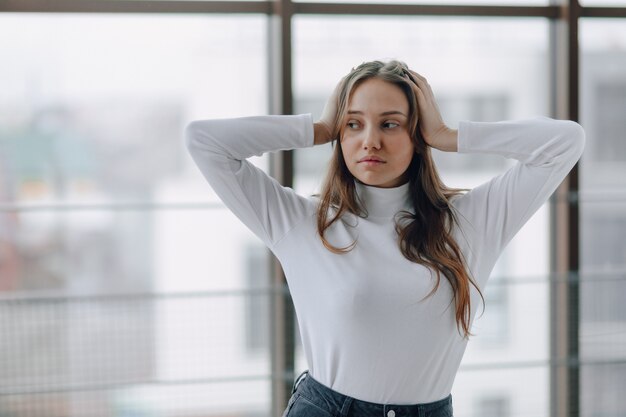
[348,78,409,115]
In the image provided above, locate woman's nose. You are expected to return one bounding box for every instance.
[363,127,381,149]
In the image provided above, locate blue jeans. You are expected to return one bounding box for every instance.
[282,370,454,417]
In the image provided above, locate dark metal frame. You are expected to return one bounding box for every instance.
[2,1,624,417]
[549,0,584,414]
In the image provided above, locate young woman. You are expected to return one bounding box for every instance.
[185,60,585,417]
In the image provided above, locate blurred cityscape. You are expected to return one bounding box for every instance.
[0,13,624,417]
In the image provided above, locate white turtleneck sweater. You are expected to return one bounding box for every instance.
[184,114,585,404]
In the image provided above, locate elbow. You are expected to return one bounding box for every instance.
[184,120,231,165]
[184,119,221,158]
[536,119,586,168]
[562,120,586,159]
[184,120,203,153]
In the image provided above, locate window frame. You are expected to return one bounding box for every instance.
[2,1,624,417]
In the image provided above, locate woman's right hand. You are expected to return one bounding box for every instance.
[314,77,345,145]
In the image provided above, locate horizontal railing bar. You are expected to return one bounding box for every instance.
[1,0,598,18]
[1,189,625,212]
[0,0,272,14]
[0,285,290,303]
[459,357,626,371]
[1,0,624,18]
[0,269,624,303]
[0,373,275,396]
[582,6,626,17]
[2,357,625,396]
[561,189,626,204]
[294,2,560,17]
[0,201,225,212]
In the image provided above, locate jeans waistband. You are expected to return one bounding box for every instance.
[291,370,452,417]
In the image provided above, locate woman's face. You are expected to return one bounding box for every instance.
[340,77,415,188]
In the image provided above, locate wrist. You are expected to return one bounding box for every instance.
[314,122,332,146]
[443,127,458,152]
[429,127,457,152]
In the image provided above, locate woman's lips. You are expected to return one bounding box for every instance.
[358,155,385,163]
[359,160,385,166]
[358,156,385,166]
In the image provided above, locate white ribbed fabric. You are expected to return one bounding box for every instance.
[185,114,585,404]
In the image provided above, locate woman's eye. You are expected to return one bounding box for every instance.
[347,121,360,129]
[383,121,399,129]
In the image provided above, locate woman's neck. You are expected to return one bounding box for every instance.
[354,181,412,217]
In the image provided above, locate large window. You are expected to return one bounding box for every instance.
[0,12,272,417]
[0,2,624,417]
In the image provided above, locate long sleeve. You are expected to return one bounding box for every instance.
[452,117,586,283]
[184,114,315,249]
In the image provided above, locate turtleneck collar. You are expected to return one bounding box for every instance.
[354,180,412,218]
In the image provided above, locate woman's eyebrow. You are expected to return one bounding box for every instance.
[347,110,407,117]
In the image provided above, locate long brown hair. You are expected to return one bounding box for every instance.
[316,60,485,339]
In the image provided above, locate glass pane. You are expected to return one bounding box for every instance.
[580,19,626,191]
[0,208,272,294]
[580,18,626,417]
[0,209,275,415]
[581,363,626,417]
[293,16,552,414]
[580,255,626,362]
[0,13,268,205]
[453,367,549,417]
[0,13,272,417]
[0,294,269,382]
[0,380,271,417]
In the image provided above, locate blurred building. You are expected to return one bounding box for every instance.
[0,6,624,417]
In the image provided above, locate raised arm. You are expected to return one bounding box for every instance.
[184,114,315,249]
[403,70,585,283]
[452,117,586,279]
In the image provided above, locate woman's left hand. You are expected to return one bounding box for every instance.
[405,70,458,152]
